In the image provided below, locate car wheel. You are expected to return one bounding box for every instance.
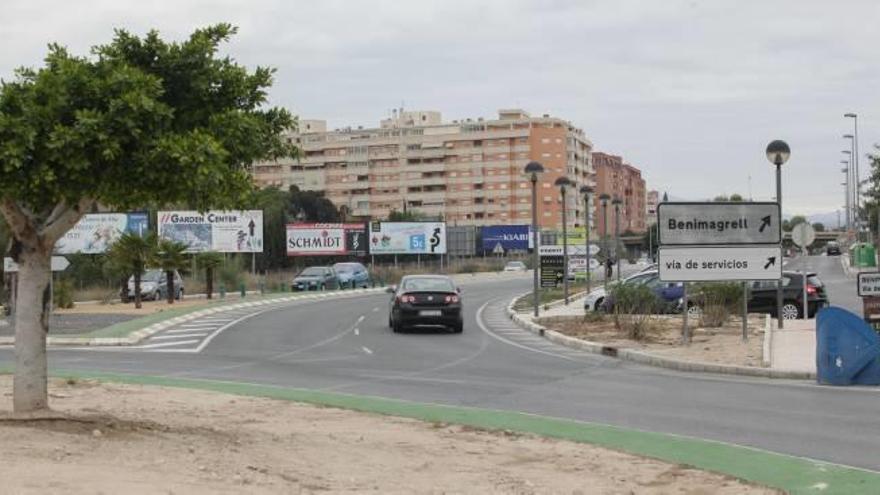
[781,302,800,320]
[177,288,183,301]
[594,297,605,312]
[392,319,403,334]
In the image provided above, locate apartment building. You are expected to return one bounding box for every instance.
[252,109,594,229]
[592,152,647,236]
[646,190,659,226]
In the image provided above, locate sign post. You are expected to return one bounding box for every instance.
[791,222,815,320]
[658,201,782,343]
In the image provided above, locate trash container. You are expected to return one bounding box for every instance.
[857,243,877,267]
[816,307,880,385]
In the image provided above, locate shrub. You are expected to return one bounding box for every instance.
[53,279,75,309]
[693,282,743,327]
[610,283,659,340]
[218,257,244,289]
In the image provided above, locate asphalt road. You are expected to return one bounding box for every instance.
[784,253,861,315]
[2,264,879,472]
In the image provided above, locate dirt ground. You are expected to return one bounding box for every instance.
[540,314,767,368]
[0,377,777,494]
[56,297,226,316]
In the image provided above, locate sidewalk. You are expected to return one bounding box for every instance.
[769,318,816,375]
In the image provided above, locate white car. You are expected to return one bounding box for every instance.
[503,261,527,272]
[582,270,661,312]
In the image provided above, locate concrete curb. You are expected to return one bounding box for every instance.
[505,295,815,380]
[0,288,386,347]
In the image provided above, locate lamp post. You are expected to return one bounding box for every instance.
[845,113,861,239]
[842,149,853,233]
[580,185,594,293]
[555,176,573,305]
[599,193,611,291]
[841,158,851,230]
[766,140,791,329]
[525,161,545,318]
[612,197,623,283]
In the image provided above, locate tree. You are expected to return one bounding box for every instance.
[152,238,189,304]
[729,193,744,202]
[863,147,880,239]
[106,232,156,309]
[812,222,825,232]
[712,195,729,202]
[783,216,807,232]
[0,25,296,412]
[387,209,425,221]
[196,251,224,299]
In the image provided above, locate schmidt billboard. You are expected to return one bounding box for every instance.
[480,225,533,252]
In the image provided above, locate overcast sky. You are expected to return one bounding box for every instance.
[2,0,878,217]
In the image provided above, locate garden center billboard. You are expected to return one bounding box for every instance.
[158,210,263,253]
[368,222,446,255]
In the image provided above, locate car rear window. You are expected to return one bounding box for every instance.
[300,267,325,276]
[402,278,456,292]
[807,275,824,287]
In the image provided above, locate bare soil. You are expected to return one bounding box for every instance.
[56,298,215,316]
[0,376,777,494]
[540,314,767,368]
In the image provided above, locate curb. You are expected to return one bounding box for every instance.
[505,296,816,380]
[0,288,386,347]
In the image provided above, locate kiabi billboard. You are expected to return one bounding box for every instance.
[480,225,533,252]
[286,223,367,256]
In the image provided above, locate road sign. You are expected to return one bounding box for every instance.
[657,202,781,245]
[658,246,782,282]
[857,272,880,297]
[540,255,563,288]
[4,256,70,273]
[791,222,816,248]
[539,245,596,257]
[492,243,505,255]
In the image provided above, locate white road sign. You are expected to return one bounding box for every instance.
[4,256,70,273]
[658,202,780,245]
[539,245,596,257]
[791,222,816,248]
[857,272,880,297]
[658,246,782,282]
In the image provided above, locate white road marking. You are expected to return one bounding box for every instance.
[178,323,221,329]
[372,307,379,312]
[475,301,578,362]
[354,328,360,336]
[357,315,365,324]
[362,346,373,355]
[150,332,210,340]
[136,339,200,349]
[166,326,217,333]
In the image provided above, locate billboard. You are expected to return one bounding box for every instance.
[55,213,149,254]
[369,222,446,254]
[481,225,533,252]
[158,210,263,253]
[286,223,367,256]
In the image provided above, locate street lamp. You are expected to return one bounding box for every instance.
[845,113,861,239]
[555,176,573,305]
[766,139,790,329]
[843,150,854,232]
[612,196,623,283]
[599,193,611,291]
[524,161,545,318]
[580,185,594,293]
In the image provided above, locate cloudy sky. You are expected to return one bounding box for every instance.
[2,0,877,219]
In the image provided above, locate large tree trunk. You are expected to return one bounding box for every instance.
[13,245,52,413]
[166,270,174,304]
[133,272,142,310]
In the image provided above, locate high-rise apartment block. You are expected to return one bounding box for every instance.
[252,109,594,229]
[646,190,659,226]
[592,152,647,235]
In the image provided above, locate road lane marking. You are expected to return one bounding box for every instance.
[475,301,579,362]
[362,346,373,355]
[166,327,217,333]
[150,333,210,340]
[372,307,379,312]
[357,315,365,324]
[354,328,360,336]
[137,339,200,349]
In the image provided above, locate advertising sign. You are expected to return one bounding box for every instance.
[540,255,563,288]
[55,212,149,254]
[158,210,263,253]
[369,222,446,254]
[657,202,781,245]
[286,223,367,256]
[658,246,782,282]
[480,225,533,252]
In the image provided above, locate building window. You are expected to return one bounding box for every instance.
[541,138,550,144]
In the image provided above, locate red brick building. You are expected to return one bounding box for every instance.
[592,152,647,236]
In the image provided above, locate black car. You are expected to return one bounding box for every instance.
[826,242,841,256]
[291,266,339,291]
[388,275,463,333]
[692,271,828,320]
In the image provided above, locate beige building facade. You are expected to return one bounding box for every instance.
[252,109,594,229]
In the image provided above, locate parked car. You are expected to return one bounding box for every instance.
[689,271,829,320]
[583,269,669,312]
[388,275,463,333]
[599,270,684,314]
[503,261,528,272]
[291,266,338,291]
[123,269,184,302]
[332,262,371,288]
[826,241,841,256]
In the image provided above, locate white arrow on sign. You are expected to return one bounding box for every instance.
[658,246,782,282]
[3,256,70,273]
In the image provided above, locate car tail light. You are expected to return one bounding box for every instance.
[398,294,416,304]
[807,284,817,296]
[445,295,460,304]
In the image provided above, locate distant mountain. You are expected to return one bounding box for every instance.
[801,211,844,230]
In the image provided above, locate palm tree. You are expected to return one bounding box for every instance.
[106,232,156,309]
[152,239,190,304]
[196,251,224,299]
